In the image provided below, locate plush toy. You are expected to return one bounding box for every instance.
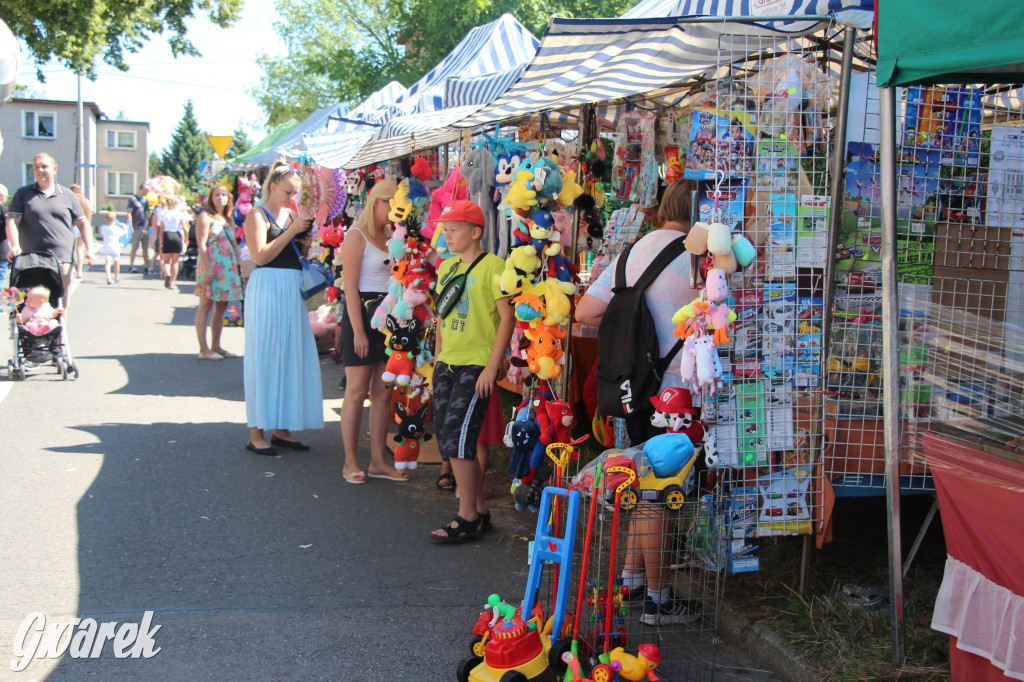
[649,386,699,434]
[703,428,720,469]
[533,157,563,200]
[409,156,432,181]
[693,334,722,394]
[523,322,567,379]
[557,166,585,207]
[512,284,545,326]
[382,316,421,386]
[537,399,574,445]
[680,335,698,389]
[387,223,409,260]
[706,222,732,255]
[495,151,523,186]
[463,147,497,253]
[389,180,413,224]
[394,402,432,470]
[704,268,730,302]
[672,299,736,346]
[537,278,576,327]
[496,246,542,296]
[527,213,561,257]
[507,418,542,479]
[684,221,709,254]
[505,168,538,212]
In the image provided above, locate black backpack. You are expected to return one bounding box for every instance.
[595,236,687,428]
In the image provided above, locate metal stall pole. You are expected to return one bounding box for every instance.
[879,85,906,665]
[801,25,858,597]
[558,104,595,403]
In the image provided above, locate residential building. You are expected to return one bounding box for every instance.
[0,97,149,225]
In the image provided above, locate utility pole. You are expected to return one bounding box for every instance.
[76,73,84,187]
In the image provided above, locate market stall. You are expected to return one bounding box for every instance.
[876,0,1024,675]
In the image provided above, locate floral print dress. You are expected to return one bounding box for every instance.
[195,215,244,301]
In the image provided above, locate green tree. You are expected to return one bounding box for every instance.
[159,100,215,191]
[253,0,631,126]
[3,1,242,77]
[228,127,253,158]
[148,152,161,178]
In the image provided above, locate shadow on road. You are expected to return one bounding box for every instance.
[82,353,245,399]
[43,419,532,679]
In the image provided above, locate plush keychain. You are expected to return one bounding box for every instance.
[382,315,421,386]
[393,402,432,470]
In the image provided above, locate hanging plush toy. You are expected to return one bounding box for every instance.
[523,322,566,380]
[382,315,421,386]
[394,402,432,470]
[463,147,497,253]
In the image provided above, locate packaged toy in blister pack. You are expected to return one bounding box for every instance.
[612,111,656,202]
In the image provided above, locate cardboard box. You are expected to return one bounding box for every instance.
[931,266,1010,322]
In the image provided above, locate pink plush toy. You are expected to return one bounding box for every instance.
[693,335,722,395]
[704,268,730,302]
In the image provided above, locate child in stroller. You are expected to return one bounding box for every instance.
[6,252,79,381]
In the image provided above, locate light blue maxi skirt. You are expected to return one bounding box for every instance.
[244,267,324,431]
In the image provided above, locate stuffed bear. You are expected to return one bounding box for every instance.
[394,402,432,470]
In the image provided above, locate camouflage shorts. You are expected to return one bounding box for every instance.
[432,362,487,461]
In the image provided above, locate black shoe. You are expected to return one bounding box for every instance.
[641,590,702,626]
[480,512,493,533]
[245,441,277,456]
[270,435,311,451]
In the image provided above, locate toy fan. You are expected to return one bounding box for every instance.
[295,163,320,220]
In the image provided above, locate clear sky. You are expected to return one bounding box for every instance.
[13,0,286,155]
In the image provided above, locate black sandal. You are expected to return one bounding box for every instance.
[431,515,482,543]
[436,473,456,492]
[480,512,493,533]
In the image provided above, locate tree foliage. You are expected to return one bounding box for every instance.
[253,0,632,126]
[228,127,253,158]
[3,0,242,77]
[158,101,215,192]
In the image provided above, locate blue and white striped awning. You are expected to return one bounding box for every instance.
[623,0,873,29]
[304,14,538,169]
[454,6,870,130]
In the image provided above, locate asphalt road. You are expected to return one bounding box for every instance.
[0,263,779,681]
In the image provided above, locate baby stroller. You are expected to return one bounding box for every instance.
[6,252,79,381]
[179,223,198,281]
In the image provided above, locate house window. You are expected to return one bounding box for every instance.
[23,163,34,186]
[106,130,136,150]
[106,171,136,197]
[23,111,56,139]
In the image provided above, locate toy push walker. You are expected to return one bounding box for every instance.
[458,487,580,682]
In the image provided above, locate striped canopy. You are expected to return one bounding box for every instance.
[304,13,538,169]
[624,0,872,28]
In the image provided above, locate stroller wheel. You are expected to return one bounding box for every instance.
[15,366,26,381]
[72,363,80,379]
[57,358,68,380]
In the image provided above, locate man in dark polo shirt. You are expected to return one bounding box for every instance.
[126,183,151,274]
[5,152,94,298]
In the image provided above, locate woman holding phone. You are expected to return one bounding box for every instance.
[242,161,324,456]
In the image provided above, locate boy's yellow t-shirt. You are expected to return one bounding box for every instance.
[435,253,507,367]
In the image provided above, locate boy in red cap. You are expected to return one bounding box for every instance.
[429,200,515,543]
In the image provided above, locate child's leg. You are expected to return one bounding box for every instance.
[169,254,180,285]
[104,258,112,282]
[113,257,121,280]
[432,365,490,536]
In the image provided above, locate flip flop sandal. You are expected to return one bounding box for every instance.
[436,473,456,492]
[431,515,482,543]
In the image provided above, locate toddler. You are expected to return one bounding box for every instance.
[16,286,63,336]
[100,211,129,284]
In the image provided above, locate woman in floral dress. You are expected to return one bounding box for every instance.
[194,185,244,360]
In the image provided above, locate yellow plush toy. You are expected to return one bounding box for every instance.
[557,166,585,207]
[388,180,412,223]
[537,278,577,327]
[495,245,543,296]
[506,170,538,211]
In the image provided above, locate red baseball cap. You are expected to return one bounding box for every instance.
[433,199,486,227]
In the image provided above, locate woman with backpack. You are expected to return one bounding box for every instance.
[574,178,706,627]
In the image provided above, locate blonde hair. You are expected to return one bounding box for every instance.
[104,211,116,221]
[352,179,398,238]
[69,183,93,221]
[262,161,297,198]
[658,178,697,226]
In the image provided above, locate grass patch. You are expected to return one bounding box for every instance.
[724,496,950,680]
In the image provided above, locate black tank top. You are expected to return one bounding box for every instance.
[257,207,301,270]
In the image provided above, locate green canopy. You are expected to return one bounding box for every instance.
[876,1,1024,87]
[228,119,300,166]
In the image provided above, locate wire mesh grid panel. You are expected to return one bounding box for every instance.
[680,31,832,552]
[836,35,1024,486]
[565,454,726,681]
[895,80,1024,468]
